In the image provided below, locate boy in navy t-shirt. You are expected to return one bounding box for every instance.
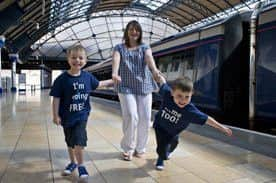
[153,75,232,170]
[50,45,113,179]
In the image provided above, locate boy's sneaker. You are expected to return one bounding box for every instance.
[166,152,172,160]
[78,166,89,179]
[155,157,164,171]
[63,162,77,175]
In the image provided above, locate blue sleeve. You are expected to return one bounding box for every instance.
[159,83,171,98]
[90,74,99,90]
[113,44,121,53]
[188,104,208,125]
[141,43,150,51]
[49,76,62,97]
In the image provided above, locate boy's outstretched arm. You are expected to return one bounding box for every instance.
[52,97,61,125]
[98,79,114,88]
[206,116,232,136]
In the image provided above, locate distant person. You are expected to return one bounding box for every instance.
[112,20,160,161]
[50,45,113,179]
[153,75,232,170]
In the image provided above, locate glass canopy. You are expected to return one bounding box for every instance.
[30,0,265,64]
[32,9,179,62]
[135,0,170,10]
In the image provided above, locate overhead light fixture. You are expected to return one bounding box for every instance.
[36,22,40,30]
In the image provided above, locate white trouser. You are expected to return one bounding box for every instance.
[118,93,152,154]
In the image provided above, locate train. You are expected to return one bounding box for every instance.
[85,2,276,133]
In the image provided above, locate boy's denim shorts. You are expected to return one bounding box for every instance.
[63,121,87,148]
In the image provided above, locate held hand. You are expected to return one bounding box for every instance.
[158,74,166,84]
[53,116,61,125]
[223,126,232,136]
[152,70,166,83]
[112,74,122,84]
[152,69,161,81]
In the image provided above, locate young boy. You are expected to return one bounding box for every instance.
[50,45,113,179]
[153,75,232,170]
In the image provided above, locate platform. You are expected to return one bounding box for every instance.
[0,91,276,183]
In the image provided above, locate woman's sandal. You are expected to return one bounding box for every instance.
[134,151,145,158]
[122,152,132,161]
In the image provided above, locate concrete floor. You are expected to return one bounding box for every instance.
[0,90,276,183]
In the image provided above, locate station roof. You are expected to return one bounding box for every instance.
[0,0,263,69]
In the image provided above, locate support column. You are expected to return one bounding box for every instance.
[40,64,52,89]
[40,68,44,89]
[0,35,5,94]
[9,53,18,92]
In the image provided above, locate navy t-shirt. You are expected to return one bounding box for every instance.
[153,83,208,136]
[50,71,99,127]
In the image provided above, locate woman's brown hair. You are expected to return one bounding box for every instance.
[123,20,143,47]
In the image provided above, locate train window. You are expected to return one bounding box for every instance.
[177,48,195,80]
[155,48,196,79]
[193,43,219,91]
[187,59,193,69]
[160,63,168,72]
[170,61,179,72]
[182,49,195,70]
[257,29,276,69]
[157,56,170,73]
[171,55,181,72]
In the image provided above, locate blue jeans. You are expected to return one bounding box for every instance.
[154,126,179,160]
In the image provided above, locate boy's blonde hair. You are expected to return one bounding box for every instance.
[66,45,87,57]
[171,77,193,92]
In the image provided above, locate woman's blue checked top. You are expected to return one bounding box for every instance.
[113,43,158,95]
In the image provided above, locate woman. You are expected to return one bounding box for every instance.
[112,20,160,161]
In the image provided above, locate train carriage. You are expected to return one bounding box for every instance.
[86,2,276,132]
[152,13,251,128]
[256,4,276,121]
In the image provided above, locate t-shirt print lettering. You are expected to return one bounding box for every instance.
[70,82,89,112]
[161,107,182,124]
